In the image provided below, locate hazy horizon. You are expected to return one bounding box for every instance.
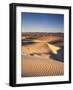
[22,31,64,33]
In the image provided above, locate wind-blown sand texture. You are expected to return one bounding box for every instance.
[21,32,64,77]
[21,55,64,77]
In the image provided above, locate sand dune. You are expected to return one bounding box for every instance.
[21,43,51,55]
[33,36,62,42]
[21,32,64,77]
[21,55,64,77]
[22,32,64,42]
[21,42,61,55]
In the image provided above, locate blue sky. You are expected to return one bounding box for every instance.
[21,12,64,32]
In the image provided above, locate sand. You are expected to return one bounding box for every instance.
[21,55,64,77]
[21,33,64,77]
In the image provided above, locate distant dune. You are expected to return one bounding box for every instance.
[22,32,64,42]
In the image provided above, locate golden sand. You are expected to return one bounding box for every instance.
[21,55,64,77]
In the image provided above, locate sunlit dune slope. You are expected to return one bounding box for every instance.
[33,36,63,42]
[22,43,51,55]
[21,42,61,55]
[21,55,64,77]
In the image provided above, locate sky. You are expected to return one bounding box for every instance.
[21,12,64,33]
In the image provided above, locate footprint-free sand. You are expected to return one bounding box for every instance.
[21,55,64,77]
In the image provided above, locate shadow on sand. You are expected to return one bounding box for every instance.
[50,47,64,62]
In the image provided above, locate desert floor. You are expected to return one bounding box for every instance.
[21,54,64,77]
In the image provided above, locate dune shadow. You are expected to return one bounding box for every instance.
[50,46,64,62]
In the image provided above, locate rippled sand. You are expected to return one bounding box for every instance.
[21,55,64,77]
